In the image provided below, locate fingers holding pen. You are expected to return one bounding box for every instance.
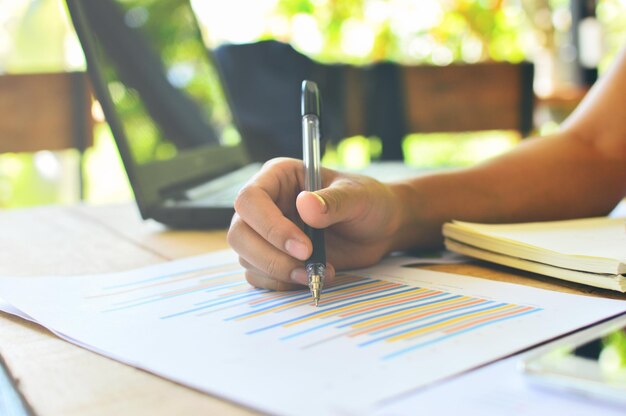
[228,215,300,281]
[239,258,302,291]
[240,256,337,291]
[230,216,337,289]
[234,183,311,261]
[296,177,371,229]
[229,158,344,290]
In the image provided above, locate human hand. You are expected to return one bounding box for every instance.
[227,158,407,290]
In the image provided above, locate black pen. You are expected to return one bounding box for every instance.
[301,80,326,307]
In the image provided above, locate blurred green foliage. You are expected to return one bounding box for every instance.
[598,0,626,69]
[269,0,530,64]
[1,0,625,208]
[101,0,237,165]
[602,329,626,371]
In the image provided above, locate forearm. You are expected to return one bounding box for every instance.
[390,130,626,250]
[388,47,626,251]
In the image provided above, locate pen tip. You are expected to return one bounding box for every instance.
[308,268,324,307]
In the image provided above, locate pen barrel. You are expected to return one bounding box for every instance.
[305,226,326,266]
[302,114,321,192]
[301,82,326,274]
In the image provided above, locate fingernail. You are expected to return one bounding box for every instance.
[285,239,308,260]
[311,192,328,213]
[290,267,308,285]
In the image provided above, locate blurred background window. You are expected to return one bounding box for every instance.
[0,0,625,208]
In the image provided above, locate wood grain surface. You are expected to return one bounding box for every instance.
[0,204,250,416]
[0,203,622,415]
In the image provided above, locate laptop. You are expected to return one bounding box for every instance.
[66,0,262,228]
[66,0,427,230]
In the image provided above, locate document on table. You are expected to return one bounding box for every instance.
[373,356,626,415]
[0,249,624,416]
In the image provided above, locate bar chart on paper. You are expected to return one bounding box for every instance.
[0,250,625,416]
[92,262,541,361]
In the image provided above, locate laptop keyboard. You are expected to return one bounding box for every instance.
[165,162,430,208]
[181,163,262,206]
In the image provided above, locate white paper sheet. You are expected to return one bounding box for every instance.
[373,356,626,416]
[609,199,626,218]
[0,249,624,416]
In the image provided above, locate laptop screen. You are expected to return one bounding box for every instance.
[84,0,241,165]
[69,0,252,213]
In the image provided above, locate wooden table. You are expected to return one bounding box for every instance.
[0,203,623,415]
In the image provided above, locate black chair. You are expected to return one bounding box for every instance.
[214,40,534,161]
[214,40,346,161]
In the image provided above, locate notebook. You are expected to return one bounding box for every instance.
[66,0,261,228]
[443,216,626,292]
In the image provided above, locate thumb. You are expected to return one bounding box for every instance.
[296,180,368,228]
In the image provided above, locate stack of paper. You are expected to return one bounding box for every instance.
[443,217,626,292]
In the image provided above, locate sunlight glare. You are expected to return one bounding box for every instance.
[292,13,323,55]
[34,151,61,180]
[191,0,278,45]
[340,19,375,58]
